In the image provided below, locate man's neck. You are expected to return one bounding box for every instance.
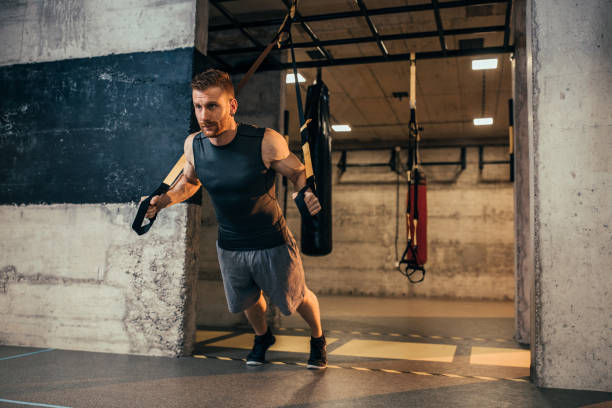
[208,120,238,146]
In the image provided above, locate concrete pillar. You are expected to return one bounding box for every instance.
[0,0,208,357]
[512,0,533,345]
[528,0,612,391]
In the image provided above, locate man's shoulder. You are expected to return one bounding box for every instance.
[238,123,266,138]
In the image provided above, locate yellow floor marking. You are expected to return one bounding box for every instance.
[473,376,498,381]
[331,330,342,334]
[206,334,338,353]
[473,337,486,341]
[389,333,402,337]
[330,339,456,363]
[270,361,286,365]
[278,327,287,331]
[381,369,402,374]
[196,330,233,343]
[495,338,508,342]
[296,362,307,366]
[451,337,464,340]
[216,356,232,361]
[409,334,423,338]
[470,347,531,368]
[369,332,381,336]
[194,355,207,359]
[411,371,433,376]
[441,373,464,378]
[351,331,362,335]
[294,328,305,332]
[327,365,341,369]
[429,335,443,339]
[505,378,529,383]
[352,367,370,371]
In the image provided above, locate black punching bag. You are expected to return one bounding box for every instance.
[301,74,332,256]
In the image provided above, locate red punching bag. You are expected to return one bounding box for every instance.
[404,167,427,264]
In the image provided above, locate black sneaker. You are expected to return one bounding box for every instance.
[307,335,327,370]
[246,328,276,366]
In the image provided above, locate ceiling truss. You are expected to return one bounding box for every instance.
[208,0,514,73]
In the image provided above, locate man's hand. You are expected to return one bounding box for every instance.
[292,188,321,216]
[143,194,170,219]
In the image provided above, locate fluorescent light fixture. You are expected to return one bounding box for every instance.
[472,58,498,70]
[473,117,493,126]
[332,124,351,132]
[286,72,306,83]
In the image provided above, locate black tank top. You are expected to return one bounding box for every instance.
[192,124,290,250]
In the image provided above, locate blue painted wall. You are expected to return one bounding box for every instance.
[0,48,201,204]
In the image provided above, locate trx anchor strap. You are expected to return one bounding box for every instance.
[288,26,318,220]
[132,3,295,235]
[398,52,426,283]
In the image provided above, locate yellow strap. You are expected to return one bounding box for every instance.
[413,219,418,246]
[409,52,416,110]
[163,154,186,186]
[302,143,313,179]
[300,118,312,133]
[508,126,514,155]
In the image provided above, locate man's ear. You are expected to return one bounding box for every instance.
[230,98,238,116]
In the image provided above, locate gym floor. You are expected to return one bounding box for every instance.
[2,296,611,408]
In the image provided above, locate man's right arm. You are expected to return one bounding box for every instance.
[145,133,202,219]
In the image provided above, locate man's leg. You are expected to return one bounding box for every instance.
[244,291,268,336]
[297,287,323,338]
[244,291,276,365]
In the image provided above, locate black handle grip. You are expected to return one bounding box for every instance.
[132,196,157,236]
[294,185,317,219]
[131,184,169,235]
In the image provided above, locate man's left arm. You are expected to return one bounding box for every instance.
[263,128,321,216]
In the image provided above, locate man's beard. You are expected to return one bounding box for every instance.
[201,122,220,137]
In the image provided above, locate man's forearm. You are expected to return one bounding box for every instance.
[159,175,201,209]
[290,170,307,191]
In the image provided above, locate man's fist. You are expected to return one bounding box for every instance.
[141,194,169,219]
[292,188,321,216]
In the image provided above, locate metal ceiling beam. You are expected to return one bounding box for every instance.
[209,0,282,68]
[280,0,334,63]
[210,0,265,48]
[431,0,447,55]
[228,46,513,73]
[356,0,389,57]
[503,0,513,47]
[209,25,506,56]
[210,0,508,31]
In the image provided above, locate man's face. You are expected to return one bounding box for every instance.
[192,86,237,138]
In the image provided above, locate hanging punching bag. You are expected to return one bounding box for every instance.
[404,167,427,266]
[300,73,332,256]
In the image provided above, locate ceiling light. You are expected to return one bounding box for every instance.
[473,117,493,126]
[332,125,351,132]
[472,58,498,70]
[286,72,306,83]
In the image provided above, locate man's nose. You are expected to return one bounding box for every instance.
[197,108,208,121]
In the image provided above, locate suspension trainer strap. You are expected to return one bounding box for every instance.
[132,3,295,235]
[398,52,426,283]
[289,28,318,219]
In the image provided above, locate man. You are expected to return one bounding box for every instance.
[145,69,327,369]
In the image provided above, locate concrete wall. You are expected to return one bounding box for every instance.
[0,204,200,357]
[197,145,514,322]
[281,146,515,300]
[0,0,199,66]
[512,0,533,345]
[529,0,612,392]
[0,0,208,356]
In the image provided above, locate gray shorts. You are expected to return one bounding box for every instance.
[216,237,306,316]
